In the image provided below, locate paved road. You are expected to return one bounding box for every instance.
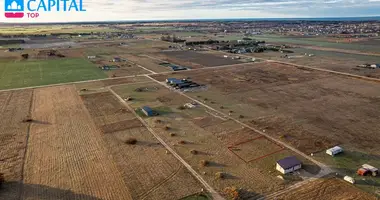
[108,87,225,200]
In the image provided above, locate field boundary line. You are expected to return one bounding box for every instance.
[108,87,225,200]
[19,90,34,200]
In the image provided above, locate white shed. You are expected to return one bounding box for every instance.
[276,156,302,174]
[344,176,355,184]
[326,146,343,156]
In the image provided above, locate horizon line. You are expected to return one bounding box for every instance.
[1,16,380,25]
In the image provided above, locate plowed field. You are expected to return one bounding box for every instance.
[23,85,133,200]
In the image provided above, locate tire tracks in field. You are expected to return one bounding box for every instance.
[139,164,183,200]
[0,91,13,113]
[18,90,34,200]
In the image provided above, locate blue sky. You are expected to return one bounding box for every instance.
[1,0,380,22]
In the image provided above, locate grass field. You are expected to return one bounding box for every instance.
[0,58,107,90]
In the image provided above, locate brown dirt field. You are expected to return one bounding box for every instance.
[148,53,205,69]
[112,82,292,197]
[159,51,242,67]
[81,92,136,125]
[125,54,172,73]
[75,76,150,92]
[276,178,377,200]
[250,115,338,154]
[101,119,143,133]
[229,137,284,162]
[0,90,33,200]
[151,62,380,155]
[81,90,202,199]
[23,85,133,200]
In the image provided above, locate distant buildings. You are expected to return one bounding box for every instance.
[276,156,302,174]
[87,55,96,59]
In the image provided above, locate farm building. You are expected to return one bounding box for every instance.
[112,57,121,62]
[141,106,156,117]
[361,164,378,177]
[326,146,343,156]
[276,156,302,174]
[357,168,371,176]
[344,176,355,184]
[87,55,96,59]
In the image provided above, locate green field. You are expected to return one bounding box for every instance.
[0,58,107,90]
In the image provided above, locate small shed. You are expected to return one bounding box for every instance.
[88,55,96,59]
[276,156,302,174]
[357,168,370,176]
[112,57,121,62]
[326,146,343,156]
[141,106,154,117]
[362,164,378,177]
[344,176,355,184]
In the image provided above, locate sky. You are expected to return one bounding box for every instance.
[1,0,380,23]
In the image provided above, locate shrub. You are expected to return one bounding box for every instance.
[177,105,186,110]
[239,115,244,119]
[178,140,186,144]
[170,133,176,137]
[200,160,209,167]
[215,172,226,179]
[220,106,224,109]
[164,126,171,130]
[125,138,137,145]
[190,149,198,155]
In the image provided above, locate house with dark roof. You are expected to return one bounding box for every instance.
[276,156,302,174]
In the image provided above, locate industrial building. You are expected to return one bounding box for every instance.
[276,156,302,174]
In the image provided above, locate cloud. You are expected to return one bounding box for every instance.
[1,0,380,22]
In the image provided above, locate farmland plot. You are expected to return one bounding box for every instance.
[23,85,133,200]
[276,178,377,200]
[159,51,242,67]
[112,82,298,197]
[81,91,203,199]
[0,90,33,200]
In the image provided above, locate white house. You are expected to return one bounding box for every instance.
[276,156,302,174]
[326,146,343,156]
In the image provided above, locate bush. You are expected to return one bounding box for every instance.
[215,172,226,179]
[239,115,244,119]
[177,105,186,110]
[170,133,176,137]
[164,126,171,131]
[178,140,186,144]
[200,160,209,167]
[125,138,137,145]
[190,149,198,155]
[22,117,33,123]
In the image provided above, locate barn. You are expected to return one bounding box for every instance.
[276,156,302,174]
